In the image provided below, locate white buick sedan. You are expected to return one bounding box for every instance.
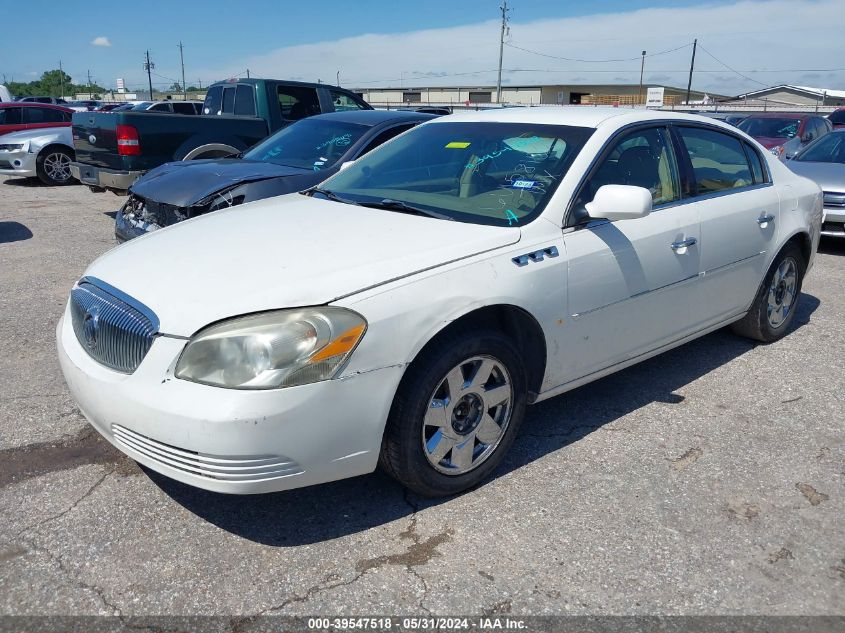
[58,108,822,497]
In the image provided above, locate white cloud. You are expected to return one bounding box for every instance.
[91,36,111,47]
[192,0,845,97]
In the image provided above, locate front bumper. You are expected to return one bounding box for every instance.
[57,305,403,494]
[114,206,152,243]
[0,148,37,178]
[821,205,845,238]
[70,162,145,191]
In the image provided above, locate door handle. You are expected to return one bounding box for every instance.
[670,237,697,254]
[757,213,775,228]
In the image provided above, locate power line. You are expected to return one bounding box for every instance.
[504,41,693,63]
[697,43,769,87]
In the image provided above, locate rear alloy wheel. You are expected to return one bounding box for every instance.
[731,242,805,343]
[36,149,74,186]
[380,329,527,497]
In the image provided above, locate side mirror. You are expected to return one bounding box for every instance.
[585,185,652,222]
[800,131,813,143]
[339,160,355,172]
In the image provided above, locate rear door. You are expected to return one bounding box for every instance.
[672,124,779,320]
[559,124,703,382]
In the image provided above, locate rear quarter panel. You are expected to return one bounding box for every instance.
[769,156,823,271]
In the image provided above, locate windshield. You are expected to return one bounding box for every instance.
[316,121,593,227]
[794,133,845,163]
[244,119,370,170]
[738,117,802,139]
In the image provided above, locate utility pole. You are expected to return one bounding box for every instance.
[87,69,92,96]
[144,50,154,100]
[496,1,510,104]
[178,42,187,100]
[336,70,340,86]
[638,51,646,106]
[246,69,250,78]
[59,60,65,98]
[197,78,202,90]
[685,39,697,106]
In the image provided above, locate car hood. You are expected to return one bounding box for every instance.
[787,161,845,193]
[131,159,314,207]
[84,193,521,335]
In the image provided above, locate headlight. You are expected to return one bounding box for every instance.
[0,143,24,151]
[175,307,367,389]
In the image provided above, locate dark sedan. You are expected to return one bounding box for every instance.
[115,109,436,241]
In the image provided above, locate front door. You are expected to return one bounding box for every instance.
[551,125,703,385]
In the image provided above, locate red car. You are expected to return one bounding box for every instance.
[829,107,845,130]
[0,103,73,136]
[738,112,832,159]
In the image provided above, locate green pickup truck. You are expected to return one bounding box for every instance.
[70,78,372,193]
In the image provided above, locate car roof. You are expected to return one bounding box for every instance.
[741,112,814,119]
[307,110,437,126]
[0,102,72,112]
[424,106,743,130]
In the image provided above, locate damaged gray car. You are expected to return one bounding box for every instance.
[115,109,435,241]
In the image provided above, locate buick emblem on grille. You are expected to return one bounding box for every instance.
[82,305,101,349]
[88,134,97,144]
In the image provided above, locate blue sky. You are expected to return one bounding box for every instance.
[3,0,843,96]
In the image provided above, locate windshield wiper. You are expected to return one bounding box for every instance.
[359,198,454,221]
[301,186,358,205]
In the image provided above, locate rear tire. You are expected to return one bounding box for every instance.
[36,148,74,186]
[731,242,805,343]
[380,329,527,497]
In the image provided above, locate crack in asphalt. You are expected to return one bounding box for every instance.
[19,536,122,616]
[15,469,113,537]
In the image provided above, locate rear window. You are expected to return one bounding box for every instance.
[830,110,845,125]
[203,86,223,115]
[222,87,236,114]
[234,85,256,116]
[738,117,801,139]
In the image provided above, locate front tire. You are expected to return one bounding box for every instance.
[731,242,805,343]
[36,148,74,186]
[380,329,527,497]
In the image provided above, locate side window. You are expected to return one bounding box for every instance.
[676,127,753,196]
[203,86,223,115]
[234,85,256,116]
[0,107,22,125]
[329,90,366,112]
[149,103,171,112]
[743,142,768,185]
[172,102,196,115]
[221,87,236,114]
[62,111,72,122]
[358,124,415,157]
[277,86,320,120]
[24,107,66,124]
[575,126,680,210]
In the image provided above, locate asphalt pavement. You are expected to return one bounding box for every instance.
[0,175,842,618]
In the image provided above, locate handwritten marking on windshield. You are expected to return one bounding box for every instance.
[317,133,352,150]
[505,209,519,225]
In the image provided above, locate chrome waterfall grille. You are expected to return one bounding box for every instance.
[69,277,159,373]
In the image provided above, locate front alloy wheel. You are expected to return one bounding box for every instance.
[422,355,513,475]
[380,329,527,497]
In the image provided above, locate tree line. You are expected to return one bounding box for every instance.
[4,69,106,99]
